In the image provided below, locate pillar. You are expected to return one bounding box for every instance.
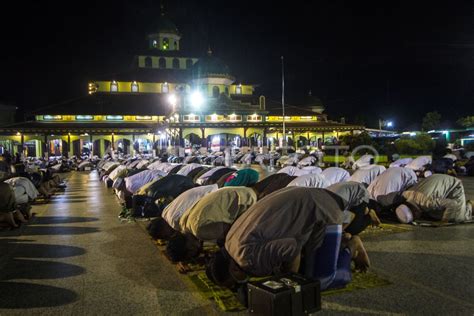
[33,140,39,158]
[263,128,268,149]
[201,128,207,148]
[111,133,115,150]
[43,134,48,158]
[132,134,136,156]
[89,135,93,157]
[243,127,248,147]
[20,134,25,157]
[69,134,74,157]
[100,139,105,158]
[65,134,70,158]
[179,128,184,147]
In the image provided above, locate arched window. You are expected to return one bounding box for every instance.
[110,81,118,92]
[186,59,193,69]
[162,82,169,93]
[131,81,139,92]
[235,84,242,94]
[159,57,166,68]
[259,95,266,109]
[162,38,169,50]
[144,56,152,68]
[172,58,180,69]
[212,86,220,98]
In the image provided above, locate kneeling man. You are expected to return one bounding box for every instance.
[397,174,472,224]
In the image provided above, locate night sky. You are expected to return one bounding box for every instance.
[1,0,473,129]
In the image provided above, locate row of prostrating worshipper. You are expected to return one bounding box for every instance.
[0,156,73,228]
[93,151,472,306]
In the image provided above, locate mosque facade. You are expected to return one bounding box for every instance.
[0,14,364,158]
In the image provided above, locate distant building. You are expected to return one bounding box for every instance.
[0,12,364,158]
[400,129,474,147]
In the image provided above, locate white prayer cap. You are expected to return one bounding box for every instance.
[395,204,413,224]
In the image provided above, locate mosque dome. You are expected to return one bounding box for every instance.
[191,49,234,80]
[303,91,325,113]
[155,15,180,35]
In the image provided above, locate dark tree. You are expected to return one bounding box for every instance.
[456,116,474,128]
[422,111,441,131]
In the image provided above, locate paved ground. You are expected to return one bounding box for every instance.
[0,170,473,315]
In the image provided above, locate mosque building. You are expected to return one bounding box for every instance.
[0,13,364,158]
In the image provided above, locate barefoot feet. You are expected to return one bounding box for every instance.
[13,210,28,223]
[0,212,19,228]
[348,235,370,272]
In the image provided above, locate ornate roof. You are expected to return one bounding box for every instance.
[94,67,190,83]
[29,93,171,116]
[148,12,180,36]
[190,50,234,80]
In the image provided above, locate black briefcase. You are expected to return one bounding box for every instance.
[247,273,321,315]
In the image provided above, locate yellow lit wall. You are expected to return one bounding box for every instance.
[205,85,227,97]
[229,85,253,95]
[93,81,185,94]
[204,127,245,138]
[266,116,319,122]
[137,56,198,69]
[91,81,254,96]
[36,115,164,122]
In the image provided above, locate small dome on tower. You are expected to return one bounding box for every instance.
[302,90,325,113]
[155,15,180,35]
[146,7,181,51]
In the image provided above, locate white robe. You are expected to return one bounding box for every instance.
[301,166,322,174]
[352,154,374,170]
[147,160,164,170]
[367,167,417,202]
[241,154,252,164]
[283,156,299,166]
[108,165,127,182]
[50,164,62,172]
[443,154,457,161]
[4,177,39,201]
[327,181,371,209]
[124,170,166,194]
[152,163,181,174]
[321,167,350,186]
[127,160,142,169]
[297,156,316,167]
[254,154,268,163]
[176,163,202,176]
[402,174,471,222]
[136,160,151,169]
[389,158,413,168]
[349,165,386,185]
[162,184,219,231]
[278,166,304,176]
[12,186,28,204]
[287,174,330,188]
[196,167,226,185]
[102,161,119,172]
[78,160,91,169]
[405,156,432,171]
